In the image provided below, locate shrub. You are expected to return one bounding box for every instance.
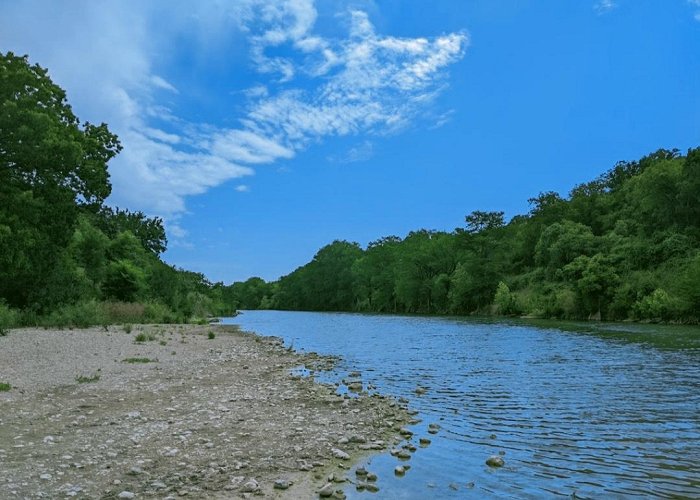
[634,289,679,320]
[123,323,133,334]
[208,331,216,340]
[41,300,106,328]
[493,282,520,316]
[0,302,19,335]
[0,382,11,391]
[102,302,146,324]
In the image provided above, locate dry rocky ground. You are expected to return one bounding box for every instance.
[0,324,410,499]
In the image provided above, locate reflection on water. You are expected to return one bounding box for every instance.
[225,311,700,499]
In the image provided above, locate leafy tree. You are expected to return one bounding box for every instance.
[0,52,119,309]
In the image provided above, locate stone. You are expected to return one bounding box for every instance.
[365,483,379,492]
[241,479,259,492]
[397,449,412,460]
[486,455,505,467]
[274,479,291,490]
[394,466,406,476]
[318,483,335,497]
[449,483,459,490]
[366,472,377,482]
[399,427,413,437]
[118,492,135,499]
[419,437,431,446]
[331,448,350,460]
[39,473,52,480]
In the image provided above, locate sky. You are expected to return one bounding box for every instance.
[1,0,699,284]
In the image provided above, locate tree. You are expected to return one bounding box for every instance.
[465,210,504,234]
[0,52,120,308]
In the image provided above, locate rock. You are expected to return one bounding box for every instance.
[394,465,406,476]
[356,482,366,491]
[331,448,350,460]
[397,449,412,460]
[241,479,259,492]
[366,472,377,482]
[118,492,135,499]
[151,481,167,490]
[274,479,291,490]
[415,386,428,395]
[318,483,334,497]
[348,434,367,443]
[486,455,505,467]
[399,427,413,437]
[39,473,52,480]
[449,483,459,490]
[419,437,431,446]
[347,382,363,392]
[355,467,368,477]
[365,483,379,492]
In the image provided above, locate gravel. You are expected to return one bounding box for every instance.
[0,324,409,498]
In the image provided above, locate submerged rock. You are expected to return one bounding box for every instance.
[318,483,335,497]
[486,455,505,467]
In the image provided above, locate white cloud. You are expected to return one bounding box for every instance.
[328,141,374,164]
[0,0,466,241]
[594,0,617,14]
[235,184,251,192]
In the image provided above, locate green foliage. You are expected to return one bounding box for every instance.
[0,382,11,391]
[0,302,19,334]
[208,331,216,340]
[224,147,700,323]
[0,53,225,325]
[493,282,519,316]
[122,357,156,363]
[75,373,100,384]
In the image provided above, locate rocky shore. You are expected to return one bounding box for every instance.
[0,324,411,498]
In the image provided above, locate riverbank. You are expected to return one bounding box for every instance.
[0,324,410,498]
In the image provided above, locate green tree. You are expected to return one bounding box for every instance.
[0,52,120,308]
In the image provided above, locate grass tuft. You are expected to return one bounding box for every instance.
[208,331,216,340]
[122,357,157,364]
[75,373,100,384]
[0,382,11,391]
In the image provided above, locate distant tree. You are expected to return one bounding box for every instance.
[465,210,505,234]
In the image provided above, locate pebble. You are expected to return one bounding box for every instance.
[331,448,350,460]
[39,473,52,480]
[241,479,259,492]
[394,465,406,476]
[273,479,291,490]
[118,492,135,499]
[419,437,431,446]
[318,482,334,497]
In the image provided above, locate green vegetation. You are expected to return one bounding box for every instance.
[0,52,233,327]
[122,357,157,363]
[75,373,100,383]
[134,332,157,342]
[227,148,700,323]
[208,331,216,340]
[0,382,11,391]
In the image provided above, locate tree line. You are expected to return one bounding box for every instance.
[226,148,700,323]
[0,52,231,327]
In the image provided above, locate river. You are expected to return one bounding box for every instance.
[224,311,700,498]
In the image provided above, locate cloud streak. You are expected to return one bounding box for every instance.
[0,0,466,240]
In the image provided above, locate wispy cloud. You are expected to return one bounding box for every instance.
[594,0,617,14]
[328,141,374,164]
[0,0,466,242]
[235,184,251,192]
[690,0,700,20]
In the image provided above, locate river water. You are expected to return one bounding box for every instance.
[225,311,700,498]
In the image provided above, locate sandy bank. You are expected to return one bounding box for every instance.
[0,324,410,498]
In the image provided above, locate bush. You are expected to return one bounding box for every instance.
[493,282,520,316]
[42,300,106,328]
[0,382,11,391]
[0,302,19,335]
[101,302,146,324]
[143,301,178,323]
[634,288,679,320]
[208,331,216,340]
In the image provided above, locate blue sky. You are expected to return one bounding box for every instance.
[1,0,699,283]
